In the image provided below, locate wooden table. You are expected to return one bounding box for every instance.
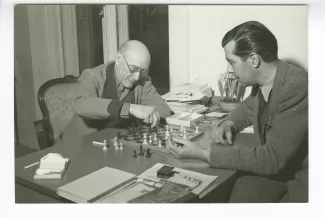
[15,126,257,203]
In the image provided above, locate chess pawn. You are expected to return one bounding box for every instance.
[195,126,199,134]
[146,148,151,158]
[143,133,148,145]
[149,135,152,144]
[158,140,162,148]
[119,142,123,150]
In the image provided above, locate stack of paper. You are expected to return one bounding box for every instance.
[33,153,69,180]
[161,83,212,114]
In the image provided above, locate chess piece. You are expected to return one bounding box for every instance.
[149,135,152,144]
[139,145,144,156]
[133,150,137,158]
[183,128,187,139]
[195,126,199,134]
[113,137,118,147]
[158,140,162,148]
[146,148,151,158]
[102,139,107,151]
[119,142,123,150]
[143,133,148,145]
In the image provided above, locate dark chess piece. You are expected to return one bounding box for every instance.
[133,150,138,158]
[146,148,151,158]
[139,145,144,156]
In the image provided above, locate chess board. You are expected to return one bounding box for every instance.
[118,123,204,154]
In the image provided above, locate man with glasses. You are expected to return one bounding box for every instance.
[62,40,171,141]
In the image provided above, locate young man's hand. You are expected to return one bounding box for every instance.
[166,137,209,161]
[210,120,236,145]
[129,104,160,128]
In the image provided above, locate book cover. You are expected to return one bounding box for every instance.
[57,167,136,203]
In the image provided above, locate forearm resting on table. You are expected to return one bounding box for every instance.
[74,97,130,119]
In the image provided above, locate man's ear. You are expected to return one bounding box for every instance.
[249,52,261,68]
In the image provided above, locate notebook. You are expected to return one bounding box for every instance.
[57,167,137,203]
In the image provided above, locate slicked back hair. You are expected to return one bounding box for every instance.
[222,21,278,62]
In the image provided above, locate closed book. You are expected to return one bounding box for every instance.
[57,167,137,203]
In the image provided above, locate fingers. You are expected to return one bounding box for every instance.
[171,137,189,145]
[166,137,182,157]
[225,130,233,144]
[216,129,227,145]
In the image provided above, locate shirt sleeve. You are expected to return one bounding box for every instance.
[140,78,172,118]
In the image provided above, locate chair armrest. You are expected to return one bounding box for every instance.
[34,118,54,149]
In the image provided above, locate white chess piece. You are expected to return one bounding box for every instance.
[113,137,118,146]
[119,142,123,150]
[143,133,148,145]
[183,132,187,139]
[195,126,199,134]
[149,135,152,144]
[154,133,158,141]
[103,139,107,151]
[158,140,162,148]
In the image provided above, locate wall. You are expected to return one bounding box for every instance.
[169,5,308,97]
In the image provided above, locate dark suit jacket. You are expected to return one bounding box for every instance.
[209,60,308,189]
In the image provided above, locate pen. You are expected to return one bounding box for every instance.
[24,161,39,169]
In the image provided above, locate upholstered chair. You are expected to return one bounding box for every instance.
[34,75,78,149]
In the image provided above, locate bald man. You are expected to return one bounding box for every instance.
[62,40,171,141]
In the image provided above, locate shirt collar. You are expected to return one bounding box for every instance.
[260,81,273,102]
[260,71,276,102]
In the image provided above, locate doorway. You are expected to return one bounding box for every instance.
[128,5,170,95]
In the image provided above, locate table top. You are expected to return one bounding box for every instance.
[15,126,257,202]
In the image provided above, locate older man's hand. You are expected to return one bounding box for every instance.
[129,104,160,128]
[166,137,209,161]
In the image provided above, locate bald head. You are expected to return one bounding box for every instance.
[119,40,151,69]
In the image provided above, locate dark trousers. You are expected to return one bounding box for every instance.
[229,175,308,203]
[229,176,288,203]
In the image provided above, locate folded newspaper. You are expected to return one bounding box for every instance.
[136,163,218,199]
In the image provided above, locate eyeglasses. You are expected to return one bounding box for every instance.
[121,53,147,75]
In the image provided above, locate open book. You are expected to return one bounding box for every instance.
[57,167,137,203]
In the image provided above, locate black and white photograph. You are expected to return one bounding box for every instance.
[1,0,325,217]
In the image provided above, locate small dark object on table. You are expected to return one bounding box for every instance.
[133,150,137,158]
[146,148,152,158]
[157,165,175,179]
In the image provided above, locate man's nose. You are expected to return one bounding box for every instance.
[132,71,140,80]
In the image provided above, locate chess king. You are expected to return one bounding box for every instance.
[62,40,172,142]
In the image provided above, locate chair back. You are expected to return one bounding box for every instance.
[36,75,78,147]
